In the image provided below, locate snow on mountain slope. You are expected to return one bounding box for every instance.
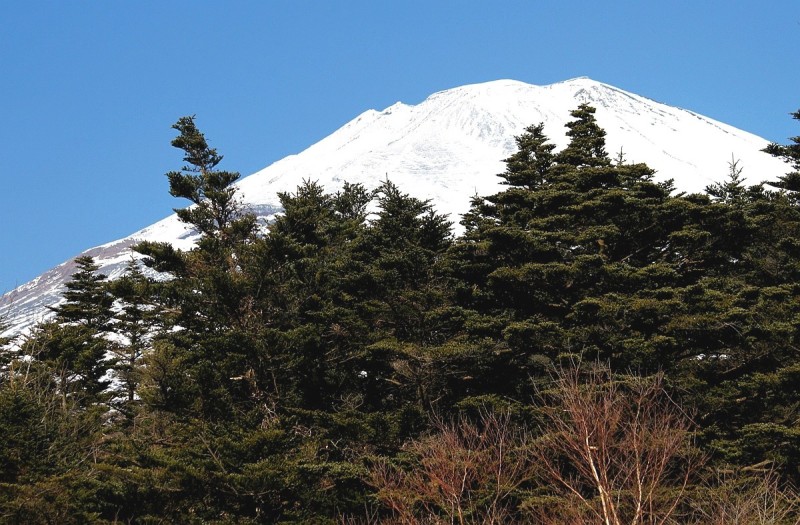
[0,78,791,336]
[234,77,787,219]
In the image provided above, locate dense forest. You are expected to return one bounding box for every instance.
[1,106,799,523]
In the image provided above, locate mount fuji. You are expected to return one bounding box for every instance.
[0,77,791,336]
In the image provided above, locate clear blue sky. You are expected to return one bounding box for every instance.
[1,1,798,293]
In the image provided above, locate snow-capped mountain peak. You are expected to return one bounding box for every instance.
[1,78,790,335]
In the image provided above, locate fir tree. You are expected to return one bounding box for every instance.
[500,123,556,189]
[50,255,113,330]
[706,155,751,206]
[22,256,115,406]
[447,105,681,400]
[763,109,800,193]
[554,103,611,168]
[135,117,258,420]
[167,116,244,238]
[108,260,160,414]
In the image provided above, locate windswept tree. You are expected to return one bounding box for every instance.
[134,116,258,420]
[166,115,250,241]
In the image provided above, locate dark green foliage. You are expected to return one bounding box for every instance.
[764,109,800,193]
[30,322,110,404]
[0,385,49,483]
[23,256,114,406]
[5,108,800,522]
[167,115,244,238]
[706,156,752,205]
[446,109,679,397]
[0,354,108,522]
[500,123,556,189]
[446,105,800,489]
[131,117,262,422]
[554,103,610,168]
[51,255,113,330]
[108,260,161,415]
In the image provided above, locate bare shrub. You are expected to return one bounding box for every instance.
[527,364,699,525]
[359,363,796,524]
[689,470,799,525]
[368,409,534,525]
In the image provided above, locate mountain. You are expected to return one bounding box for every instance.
[0,77,790,336]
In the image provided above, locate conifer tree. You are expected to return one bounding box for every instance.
[23,256,115,405]
[446,105,681,400]
[135,117,258,420]
[108,260,159,414]
[500,123,556,189]
[166,116,244,239]
[763,109,800,193]
[245,180,365,409]
[554,103,611,168]
[51,255,113,330]
[706,156,747,205]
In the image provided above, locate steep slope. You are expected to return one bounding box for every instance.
[0,78,790,335]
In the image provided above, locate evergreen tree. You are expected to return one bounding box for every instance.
[447,107,679,395]
[135,116,259,420]
[166,116,247,239]
[108,260,160,415]
[763,109,800,193]
[554,103,611,168]
[22,256,115,406]
[347,180,457,411]
[136,115,257,330]
[51,255,113,330]
[500,123,556,189]
[706,156,747,205]
[244,179,368,409]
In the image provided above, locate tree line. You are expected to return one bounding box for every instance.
[1,107,799,523]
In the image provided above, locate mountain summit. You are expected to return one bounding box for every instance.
[1,78,790,334]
